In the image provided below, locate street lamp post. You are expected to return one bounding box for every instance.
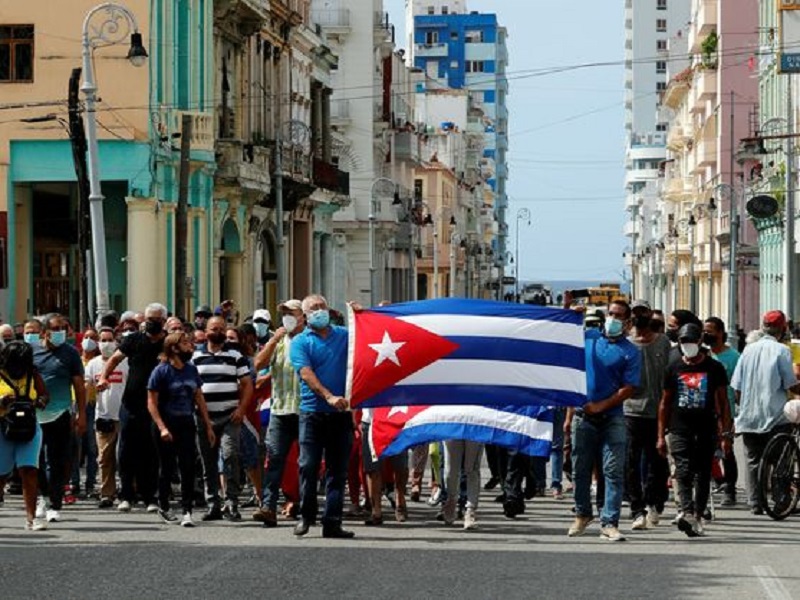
[369,177,395,306]
[688,214,697,314]
[706,197,717,318]
[81,3,147,316]
[515,208,531,300]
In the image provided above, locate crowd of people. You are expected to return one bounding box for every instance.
[0,293,798,541]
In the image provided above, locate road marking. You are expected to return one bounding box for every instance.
[754,565,793,600]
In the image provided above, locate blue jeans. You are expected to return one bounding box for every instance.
[551,407,565,490]
[262,413,299,511]
[298,411,353,526]
[572,413,626,527]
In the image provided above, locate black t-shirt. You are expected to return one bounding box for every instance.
[119,332,164,414]
[663,353,728,433]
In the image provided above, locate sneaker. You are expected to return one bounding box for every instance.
[427,487,442,506]
[600,525,626,542]
[146,503,160,514]
[676,514,700,538]
[670,510,684,525]
[98,497,114,509]
[25,518,48,531]
[222,505,242,522]
[463,508,478,530]
[751,505,764,516]
[181,512,195,528]
[631,514,648,531]
[158,508,178,524]
[35,497,46,519]
[117,500,132,512]
[45,509,61,523]
[567,516,593,537]
[202,504,223,521]
[63,486,77,505]
[646,507,660,527]
[552,488,564,500]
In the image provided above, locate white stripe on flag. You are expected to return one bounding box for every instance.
[396,359,587,395]
[397,314,584,347]
[404,405,553,441]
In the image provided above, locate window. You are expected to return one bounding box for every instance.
[425,31,439,44]
[656,19,667,32]
[0,25,34,82]
[442,5,448,14]
[656,39,667,51]
[450,31,458,40]
[465,60,484,73]
[656,122,668,132]
[656,60,667,74]
[465,30,483,43]
[427,5,435,15]
[656,81,667,93]
[657,0,667,9]
[450,60,458,69]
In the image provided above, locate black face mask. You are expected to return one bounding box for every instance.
[633,316,651,330]
[225,342,241,353]
[206,332,226,345]
[177,350,194,363]
[144,320,163,336]
[702,333,718,347]
[666,328,679,343]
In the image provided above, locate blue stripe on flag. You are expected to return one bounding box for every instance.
[359,384,586,409]
[381,422,552,458]
[445,336,585,370]
[373,298,583,325]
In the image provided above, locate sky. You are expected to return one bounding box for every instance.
[385,0,626,283]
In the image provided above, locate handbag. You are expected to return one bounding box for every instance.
[0,371,36,443]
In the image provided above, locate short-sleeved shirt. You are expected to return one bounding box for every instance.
[664,354,728,433]
[624,333,671,419]
[584,328,642,416]
[290,325,348,413]
[270,335,301,416]
[85,355,128,421]
[711,346,740,418]
[192,348,250,418]
[118,332,164,415]
[147,361,203,418]
[731,335,797,434]
[34,344,84,424]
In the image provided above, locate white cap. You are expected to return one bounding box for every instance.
[252,309,271,323]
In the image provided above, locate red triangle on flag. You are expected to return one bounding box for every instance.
[348,310,459,407]
[369,405,429,458]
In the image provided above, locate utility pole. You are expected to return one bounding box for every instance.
[275,128,286,304]
[175,113,192,318]
[728,91,740,346]
[785,78,796,319]
[67,67,90,327]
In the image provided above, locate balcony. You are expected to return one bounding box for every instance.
[215,140,271,193]
[689,0,717,53]
[312,8,350,35]
[666,123,688,150]
[694,67,717,102]
[394,131,420,163]
[623,220,641,238]
[696,137,717,167]
[415,42,448,58]
[312,158,349,196]
[158,110,214,153]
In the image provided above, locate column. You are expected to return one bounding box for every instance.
[126,198,161,311]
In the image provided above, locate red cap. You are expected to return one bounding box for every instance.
[763,310,787,329]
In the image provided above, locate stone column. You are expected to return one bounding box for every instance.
[126,198,160,311]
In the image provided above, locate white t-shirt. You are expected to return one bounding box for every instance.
[85,355,129,421]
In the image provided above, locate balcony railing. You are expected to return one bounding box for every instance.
[215,140,271,191]
[312,158,349,196]
[159,110,214,152]
[312,8,350,29]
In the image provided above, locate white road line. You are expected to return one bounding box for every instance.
[754,565,793,600]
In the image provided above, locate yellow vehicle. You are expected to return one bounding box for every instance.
[586,284,628,307]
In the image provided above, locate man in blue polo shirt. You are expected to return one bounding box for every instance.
[566,298,641,542]
[290,294,354,539]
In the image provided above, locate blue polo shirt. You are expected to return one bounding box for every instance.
[290,325,348,413]
[585,328,642,416]
[34,343,84,424]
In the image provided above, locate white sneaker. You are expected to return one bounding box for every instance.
[671,510,684,525]
[427,487,442,506]
[463,508,478,530]
[631,514,647,530]
[45,509,61,523]
[146,503,160,514]
[35,497,46,519]
[181,512,195,528]
[25,518,48,531]
[646,507,660,527]
[600,525,626,542]
[117,500,132,512]
[694,518,706,537]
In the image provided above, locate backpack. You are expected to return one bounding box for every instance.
[0,371,36,443]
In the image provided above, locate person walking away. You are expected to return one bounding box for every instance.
[657,324,732,537]
[70,327,100,500]
[147,332,216,527]
[442,439,482,530]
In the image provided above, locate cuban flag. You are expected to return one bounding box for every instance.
[369,404,555,459]
[346,298,586,409]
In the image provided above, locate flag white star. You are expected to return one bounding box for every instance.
[368,331,406,367]
[388,406,409,418]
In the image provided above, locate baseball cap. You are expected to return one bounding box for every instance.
[252,308,271,323]
[631,299,651,311]
[278,299,303,312]
[194,305,212,317]
[677,323,702,343]
[763,310,787,329]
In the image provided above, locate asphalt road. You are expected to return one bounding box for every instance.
[2,480,799,600]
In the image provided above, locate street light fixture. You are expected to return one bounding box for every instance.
[515,208,531,301]
[82,2,147,317]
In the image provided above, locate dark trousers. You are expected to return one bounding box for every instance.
[669,426,716,518]
[503,449,528,504]
[118,408,158,505]
[625,416,669,517]
[38,410,73,510]
[298,411,353,526]
[155,415,197,513]
[262,413,299,511]
[723,450,738,497]
[485,445,506,481]
[742,425,792,507]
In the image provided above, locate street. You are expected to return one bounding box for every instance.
[2,479,798,600]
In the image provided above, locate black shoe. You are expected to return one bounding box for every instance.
[751,506,764,516]
[294,519,313,536]
[503,498,525,519]
[98,497,114,509]
[202,504,223,521]
[523,487,536,500]
[322,524,355,539]
[223,505,242,522]
[483,476,500,491]
[493,492,506,503]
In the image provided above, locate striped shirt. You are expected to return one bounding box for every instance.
[270,335,300,415]
[192,348,250,418]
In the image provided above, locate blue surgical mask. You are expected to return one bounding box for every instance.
[307,309,330,330]
[254,322,269,339]
[605,318,624,338]
[50,330,67,347]
[23,333,40,346]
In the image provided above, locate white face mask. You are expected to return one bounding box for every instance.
[99,341,117,358]
[82,338,97,352]
[282,315,298,332]
[680,343,700,359]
